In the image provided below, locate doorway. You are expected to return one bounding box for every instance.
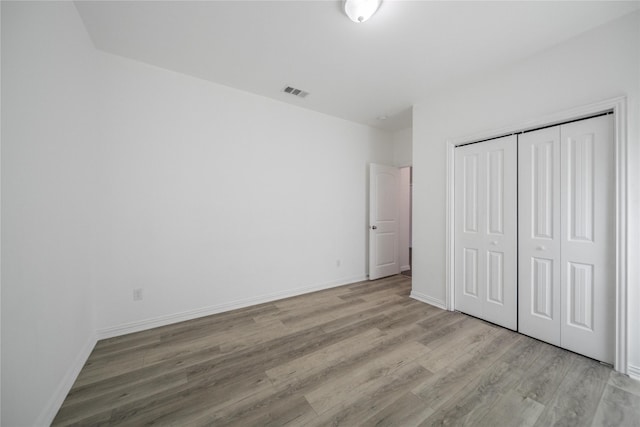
[367,164,412,280]
[400,167,413,278]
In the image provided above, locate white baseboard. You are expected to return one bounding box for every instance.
[36,332,97,426]
[628,364,640,381]
[400,265,411,272]
[97,275,368,340]
[410,291,447,310]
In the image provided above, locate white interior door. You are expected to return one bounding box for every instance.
[560,115,615,364]
[518,126,562,345]
[454,135,517,330]
[369,164,400,280]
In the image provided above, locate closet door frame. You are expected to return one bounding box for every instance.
[444,96,628,374]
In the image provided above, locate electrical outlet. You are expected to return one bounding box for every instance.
[133,288,143,301]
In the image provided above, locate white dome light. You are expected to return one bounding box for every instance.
[344,0,382,24]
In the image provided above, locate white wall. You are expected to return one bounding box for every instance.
[1,2,99,426]
[1,1,394,424]
[412,11,640,374]
[393,126,413,167]
[92,40,394,334]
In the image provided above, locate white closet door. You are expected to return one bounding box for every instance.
[455,135,517,330]
[560,115,615,364]
[519,115,614,364]
[518,127,562,345]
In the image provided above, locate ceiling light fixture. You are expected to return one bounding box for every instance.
[344,0,382,23]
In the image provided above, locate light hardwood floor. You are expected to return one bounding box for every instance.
[53,275,640,426]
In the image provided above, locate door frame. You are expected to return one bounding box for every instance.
[444,96,628,374]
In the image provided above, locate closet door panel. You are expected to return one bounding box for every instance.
[532,257,554,319]
[455,135,517,330]
[560,115,614,364]
[487,251,504,304]
[455,146,485,318]
[482,138,517,329]
[518,127,561,345]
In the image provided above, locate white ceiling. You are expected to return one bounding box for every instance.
[75,1,639,132]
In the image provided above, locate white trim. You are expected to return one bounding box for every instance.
[97,275,367,339]
[36,333,97,426]
[445,141,455,311]
[410,291,447,310]
[448,97,625,147]
[445,96,628,374]
[395,162,413,168]
[627,365,640,381]
[400,265,411,272]
[613,98,628,376]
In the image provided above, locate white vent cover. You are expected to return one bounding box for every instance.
[283,86,309,98]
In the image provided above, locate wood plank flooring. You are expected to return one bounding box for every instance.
[53,275,640,426]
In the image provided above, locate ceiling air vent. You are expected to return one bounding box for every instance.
[283,86,309,98]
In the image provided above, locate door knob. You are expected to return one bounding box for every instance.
[536,245,546,251]
[371,225,377,230]
[490,241,498,246]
